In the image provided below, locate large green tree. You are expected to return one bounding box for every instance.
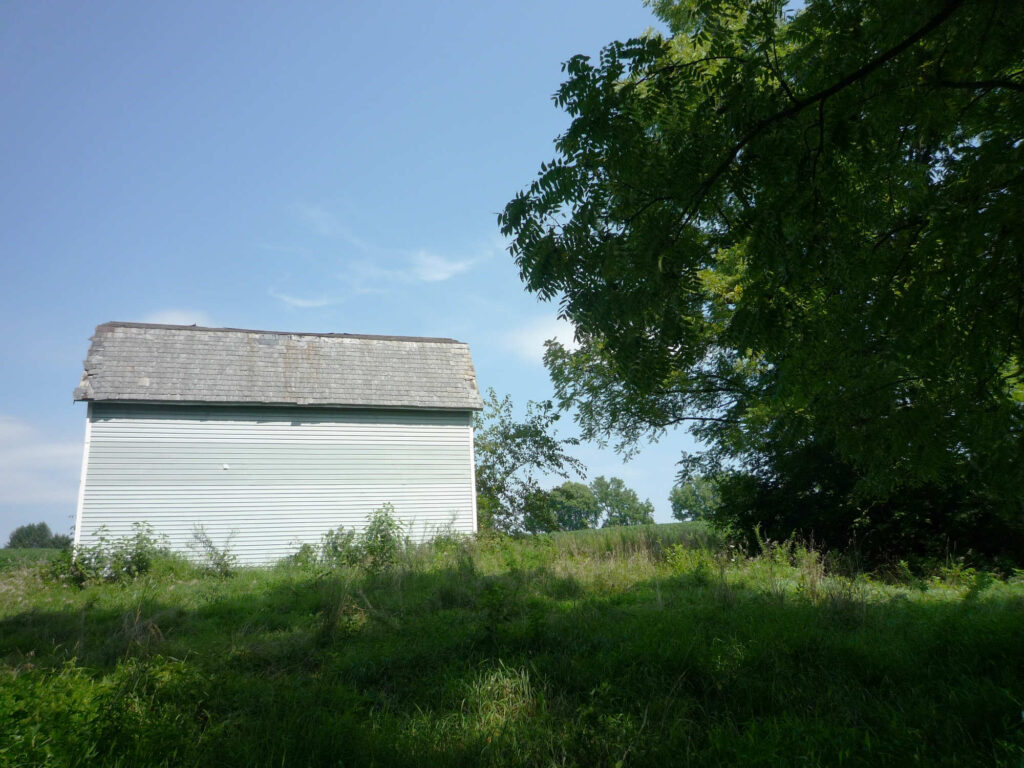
[549,481,602,530]
[500,0,1024,558]
[670,475,720,522]
[591,476,655,527]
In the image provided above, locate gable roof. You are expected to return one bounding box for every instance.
[74,322,483,410]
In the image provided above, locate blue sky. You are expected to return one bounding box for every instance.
[0,1,697,543]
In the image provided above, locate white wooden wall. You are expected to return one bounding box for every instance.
[75,402,477,564]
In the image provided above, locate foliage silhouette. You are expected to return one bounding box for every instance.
[6,522,70,549]
[500,0,1024,561]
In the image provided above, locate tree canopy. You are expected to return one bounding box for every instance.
[549,481,602,530]
[670,475,720,522]
[500,0,1024,558]
[6,522,71,549]
[592,476,655,527]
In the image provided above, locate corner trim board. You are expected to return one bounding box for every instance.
[73,402,93,549]
[468,418,478,533]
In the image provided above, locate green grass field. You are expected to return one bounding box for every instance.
[2,525,1023,767]
[0,547,62,572]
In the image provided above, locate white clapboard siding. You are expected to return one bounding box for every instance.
[76,403,476,564]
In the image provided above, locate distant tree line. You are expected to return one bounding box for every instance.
[473,389,655,533]
[521,476,655,534]
[6,522,71,550]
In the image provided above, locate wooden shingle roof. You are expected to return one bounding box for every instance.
[74,322,483,410]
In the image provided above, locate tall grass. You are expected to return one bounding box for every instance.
[1,523,1022,767]
[0,547,62,571]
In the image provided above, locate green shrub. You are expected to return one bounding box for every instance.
[49,524,164,587]
[286,505,409,574]
[109,525,162,581]
[666,544,717,586]
[287,542,319,569]
[360,503,407,573]
[424,523,467,550]
[319,525,361,568]
[47,547,86,586]
[189,526,237,577]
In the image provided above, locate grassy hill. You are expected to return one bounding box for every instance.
[1,524,1022,767]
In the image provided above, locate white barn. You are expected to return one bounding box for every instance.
[73,322,483,564]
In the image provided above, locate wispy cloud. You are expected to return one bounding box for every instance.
[338,250,482,294]
[409,250,474,282]
[0,416,81,506]
[142,309,213,326]
[293,203,489,291]
[504,316,580,365]
[293,204,371,250]
[295,203,343,237]
[269,290,335,309]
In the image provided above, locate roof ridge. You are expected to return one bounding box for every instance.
[99,321,465,345]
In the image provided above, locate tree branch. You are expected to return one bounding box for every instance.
[631,55,750,86]
[933,78,1024,93]
[770,35,798,105]
[664,415,740,426]
[684,0,967,222]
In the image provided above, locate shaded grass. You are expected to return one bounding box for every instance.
[1,524,1023,766]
